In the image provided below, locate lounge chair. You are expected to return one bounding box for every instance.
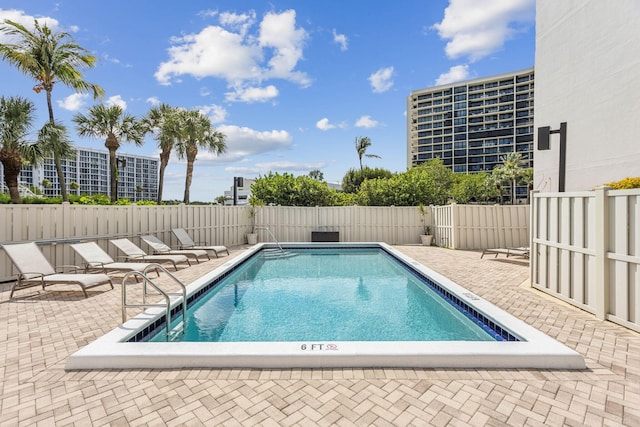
[2,242,113,298]
[70,242,160,276]
[481,247,530,259]
[172,228,229,258]
[110,238,191,270]
[140,235,210,264]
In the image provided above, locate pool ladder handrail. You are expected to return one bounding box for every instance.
[121,263,187,341]
[254,226,286,255]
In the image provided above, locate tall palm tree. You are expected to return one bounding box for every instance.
[0,19,104,201]
[73,104,146,202]
[145,104,180,204]
[492,152,530,204]
[0,96,46,203]
[355,136,381,171]
[173,109,226,204]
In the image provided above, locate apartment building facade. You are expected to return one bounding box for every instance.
[0,147,159,202]
[407,67,534,202]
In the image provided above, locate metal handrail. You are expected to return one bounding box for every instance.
[121,264,187,341]
[255,226,285,254]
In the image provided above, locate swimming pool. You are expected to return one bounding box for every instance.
[66,243,585,370]
[149,247,505,343]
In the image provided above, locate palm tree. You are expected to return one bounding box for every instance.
[73,104,145,202]
[145,104,180,204]
[492,152,530,204]
[173,109,226,204]
[355,136,381,171]
[0,20,104,202]
[0,96,46,203]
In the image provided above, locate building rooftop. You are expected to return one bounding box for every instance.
[1,245,638,425]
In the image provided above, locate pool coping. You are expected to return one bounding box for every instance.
[66,243,585,370]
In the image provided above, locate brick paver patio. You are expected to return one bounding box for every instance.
[0,245,638,426]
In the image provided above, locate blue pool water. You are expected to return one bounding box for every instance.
[147,248,500,343]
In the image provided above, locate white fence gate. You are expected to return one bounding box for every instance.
[531,188,640,332]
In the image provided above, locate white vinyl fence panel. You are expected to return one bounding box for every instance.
[1,203,529,282]
[531,188,640,332]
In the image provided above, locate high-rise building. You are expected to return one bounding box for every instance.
[407,67,534,202]
[0,146,159,202]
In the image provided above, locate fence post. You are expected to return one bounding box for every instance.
[450,203,457,249]
[495,204,504,248]
[61,202,71,240]
[594,186,611,319]
[529,190,539,288]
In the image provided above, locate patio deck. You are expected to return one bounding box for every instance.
[0,245,638,426]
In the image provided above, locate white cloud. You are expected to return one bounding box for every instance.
[333,29,348,51]
[105,95,127,109]
[56,93,89,111]
[198,104,227,124]
[435,64,470,85]
[316,118,335,131]
[259,10,310,86]
[155,9,310,102]
[225,85,279,103]
[355,115,379,128]
[368,67,394,93]
[432,0,535,62]
[0,9,62,43]
[226,161,326,175]
[200,124,292,163]
[146,97,161,106]
[219,10,256,37]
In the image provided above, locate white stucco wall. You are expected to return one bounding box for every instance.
[534,0,640,192]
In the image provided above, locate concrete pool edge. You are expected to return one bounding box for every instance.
[66,243,586,370]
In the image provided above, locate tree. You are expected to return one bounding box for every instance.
[357,159,455,206]
[450,172,499,204]
[250,172,338,206]
[215,195,229,205]
[341,167,393,193]
[0,96,46,203]
[73,104,145,202]
[173,109,226,204]
[308,169,324,181]
[0,19,104,201]
[145,104,180,203]
[354,136,380,171]
[491,152,530,204]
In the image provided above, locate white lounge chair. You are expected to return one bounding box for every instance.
[481,247,530,259]
[2,242,113,298]
[70,242,160,276]
[110,238,191,270]
[172,228,229,258]
[140,235,210,264]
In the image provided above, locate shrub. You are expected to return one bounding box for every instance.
[604,177,640,189]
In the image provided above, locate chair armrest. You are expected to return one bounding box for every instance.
[84,262,107,273]
[55,264,83,273]
[19,272,46,281]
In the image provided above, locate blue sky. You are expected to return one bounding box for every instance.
[0,0,535,202]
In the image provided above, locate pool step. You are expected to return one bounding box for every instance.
[261,249,298,259]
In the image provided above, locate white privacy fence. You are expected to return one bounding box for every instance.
[0,203,530,283]
[431,204,529,250]
[531,188,640,332]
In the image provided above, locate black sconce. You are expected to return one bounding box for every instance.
[537,122,567,192]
